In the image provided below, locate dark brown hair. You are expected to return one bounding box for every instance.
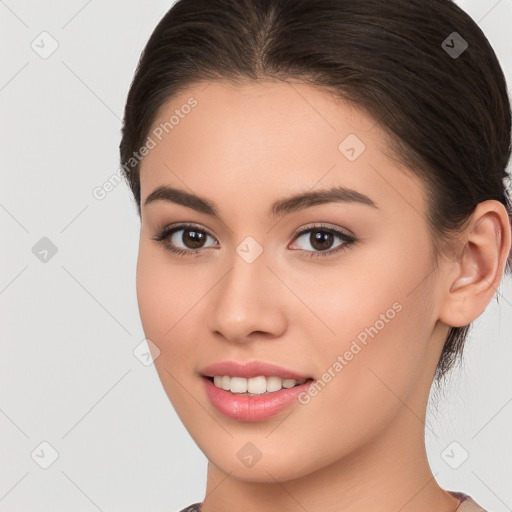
[119,0,512,383]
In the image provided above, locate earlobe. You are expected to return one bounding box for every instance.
[439,200,511,327]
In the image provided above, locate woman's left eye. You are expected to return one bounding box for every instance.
[289,224,356,258]
[152,223,356,258]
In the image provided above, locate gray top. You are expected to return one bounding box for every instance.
[177,505,201,512]
[452,491,488,512]
[177,491,489,511]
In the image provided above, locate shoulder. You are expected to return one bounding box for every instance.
[177,496,491,512]
[176,503,201,512]
[450,491,490,512]
[458,497,490,512]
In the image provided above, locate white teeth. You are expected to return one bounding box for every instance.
[211,375,307,395]
[221,376,230,390]
[266,376,283,392]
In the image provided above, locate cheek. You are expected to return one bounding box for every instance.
[279,261,436,468]
[135,243,209,375]
[135,246,201,417]
[136,241,197,334]
[296,236,436,406]
[136,246,168,339]
[136,245,188,359]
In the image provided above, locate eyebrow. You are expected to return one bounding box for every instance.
[143,184,378,219]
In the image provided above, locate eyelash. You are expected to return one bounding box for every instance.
[152,222,357,259]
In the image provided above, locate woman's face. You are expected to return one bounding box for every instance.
[136,80,451,481]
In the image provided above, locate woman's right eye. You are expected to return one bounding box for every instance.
[152,223,218,256]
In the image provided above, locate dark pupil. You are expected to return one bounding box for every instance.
[311,230,333,251]
[183,229,206,248]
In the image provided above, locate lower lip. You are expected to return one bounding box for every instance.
[202,376,313,422]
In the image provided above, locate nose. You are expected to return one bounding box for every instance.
[206,248,287,344]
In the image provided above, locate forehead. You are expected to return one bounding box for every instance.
[148,78,379,143]
[138,79,426,219]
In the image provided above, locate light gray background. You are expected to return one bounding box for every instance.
[1,1,511,511]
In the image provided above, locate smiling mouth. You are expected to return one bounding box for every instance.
[203,375,315,396]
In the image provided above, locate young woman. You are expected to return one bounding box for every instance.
[119,0,511,510]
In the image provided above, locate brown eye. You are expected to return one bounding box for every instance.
[290,224,356,258]
[180,228,207,249]
[309,230,335,251]
[153,223,218,256]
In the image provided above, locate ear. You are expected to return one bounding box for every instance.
[438,200,511,328]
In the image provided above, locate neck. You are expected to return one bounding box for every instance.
[201,410,459,512]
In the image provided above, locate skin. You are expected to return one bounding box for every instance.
[135,80,511,512]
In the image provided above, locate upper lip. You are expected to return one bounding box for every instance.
[200,360,312,380]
